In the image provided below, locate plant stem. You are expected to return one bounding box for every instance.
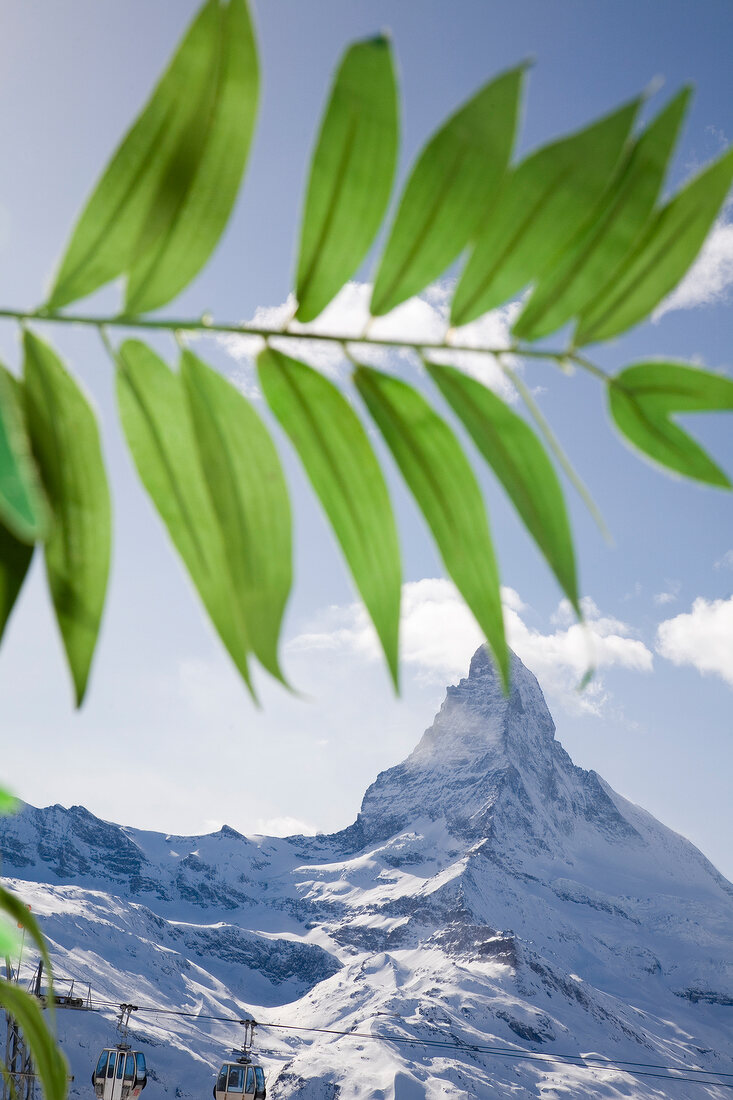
[498,355,612,545]
[567,351,609,381]
[0,305,597,371]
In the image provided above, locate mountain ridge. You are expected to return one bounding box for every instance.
[2,647,732,1098]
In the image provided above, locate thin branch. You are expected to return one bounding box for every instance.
[567,351,610,382]
[498,355,613,545]
[2,305,579,363]
[98,325,118,364]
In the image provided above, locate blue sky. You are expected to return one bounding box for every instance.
[0,2,732,876]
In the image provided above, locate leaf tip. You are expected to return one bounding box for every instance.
[72,672,90,710]
[498,653,512,697]
[385,649,400,695]
[641,73,666,102]
[0,788,20,816]
[577,666,595,693]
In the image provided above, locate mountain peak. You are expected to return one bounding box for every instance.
[357,647,558,842]
[355,647,645,860]
[2,647,732,1099]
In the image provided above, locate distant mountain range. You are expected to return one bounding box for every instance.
[2,648,732,1098]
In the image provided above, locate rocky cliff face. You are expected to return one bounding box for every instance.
[357,649,641,853]
[1,649,732,1099]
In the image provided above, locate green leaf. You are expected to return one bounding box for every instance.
[115,340,254,694]
[608,361,733,486]
[258,348,401,688]
[0,883,59,1037]
[0,366,49,544]
[181,350,292,685]
[354,365,508,690]
[577,146,733,345]
[451,97,641,327]
[48,0,222,310]
[0,981,67,1100]
[125,0,259,314]
[23,331,111,706]
[514,89,691,342]
[295,36,399,324]
[0,373,41,638]
[0,787,19,816]
[370,65,525,318]
[0,922,18,956]
[426,361,578,612]
[0,522,33,645]
[48,0,259,315]
[0,887,54,988]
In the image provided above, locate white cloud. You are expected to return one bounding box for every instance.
[219,280,520,402]
[656,596,733,686]
[654,591,677,605]
[506,596,653,715]
[714,549,733,571]
[288,579,653,716]
[654,216,733,319]
[251,816,318,837]
[653,580,681,605]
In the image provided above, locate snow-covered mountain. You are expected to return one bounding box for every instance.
[2,648,732,1099]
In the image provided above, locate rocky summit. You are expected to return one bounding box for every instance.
[1,649,732,1098]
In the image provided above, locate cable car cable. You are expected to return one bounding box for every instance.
[83,994,733,1088]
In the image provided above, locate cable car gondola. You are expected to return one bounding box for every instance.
[92,1004,148,1100]
[93,1048,147,1100]
[214,1022,265,1100]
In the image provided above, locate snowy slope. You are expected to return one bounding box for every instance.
[1,649,732,1099]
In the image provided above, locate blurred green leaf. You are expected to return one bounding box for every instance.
[48,0,222,310]
[0,366,49,544]
[577,147,733,344]
[354,365,508,690]
[295,36,399,323]
[0,921,18,956]
[0,887,54,991]
[126,0,259,314]
[0,981,67,1100]
[0,787,18,815]
[0,523,33,645]
[181,350,291,685]
[371,65,525,318]
[609,361,733,486]
[452,97,640,327]
[116,340,254,695]
[514,89,691,342]
[0,372,40,649]
[426,361,578,613]
[258,348,401,688]
[23,331,111,706]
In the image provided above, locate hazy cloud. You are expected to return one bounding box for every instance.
[656,596,733,686]
[289,579,653,716]
[714,549,733,571]
[654,580,681,606]
[654,216,733,319]
[252,816,318,837]
[219,280,520,401]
